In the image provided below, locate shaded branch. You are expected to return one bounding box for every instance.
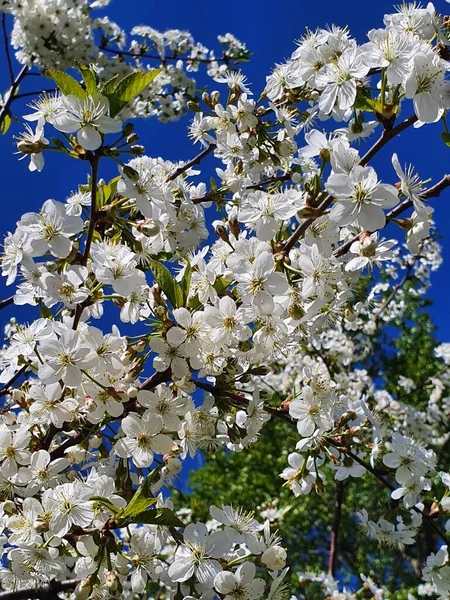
[328,480,344,577]
[2,13,14,84]
[0,64,29,131]
[0,296,14,310]
[0,578,80,600]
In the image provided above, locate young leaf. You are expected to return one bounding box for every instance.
[0,113,11,135]
[78,64,97,95]
[109,69,161,117]
[130,508,185,527]
[101,73,120,97]
[148,259,184,308]
[46,69,86,99]
[441,132,450,147]
[90,495,121,515]
[120,477,157,520]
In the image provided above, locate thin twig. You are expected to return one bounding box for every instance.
[2,13,14,84]
[0,365,27,397]
[13,89,57,100]
[102,46,227,64]
[328,480,344,577]
[72,154,100,330]
[0,64,29,131]
[167,144,215,182]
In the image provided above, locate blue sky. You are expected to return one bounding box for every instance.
[1,0,450,340]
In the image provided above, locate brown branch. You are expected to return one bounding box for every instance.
[167,144,215,182]
[359,114,418,166]
[0,578,80,600]
[328,480,344,577]
[0,64,29,131]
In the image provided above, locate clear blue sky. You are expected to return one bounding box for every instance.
[1,0,449,340]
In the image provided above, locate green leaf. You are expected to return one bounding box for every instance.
[78,64,97,95]
[109,69,161,117]
[441,132,450,147]
[90,495,121,515]
[131,508,185,527]
[148,259,184,308]
[180,265,192,307]
[46,69,86,99]
[101,73,120,97]
[120,478,157,520]
[1,113,11,135]
[354,88,376,112]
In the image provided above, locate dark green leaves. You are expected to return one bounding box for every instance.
[441,132,450,147]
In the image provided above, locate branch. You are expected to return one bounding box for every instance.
[167,144,215,182]
[0,578,80,600]
[72,154,100,330]
[2,13,14,84]
[333,173,450,258]
[102,46,227,65]
[0,296,14,310]
[0,64,29,131]
[0,365,27,398]
[342,448,450,546]
[328,480,344,577]
[359,114,418,167]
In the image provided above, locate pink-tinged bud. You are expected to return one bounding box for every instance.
[105,571,119,592]
[73,577,93,600]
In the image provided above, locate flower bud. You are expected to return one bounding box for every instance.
[261,545,287,571]
[122,122,134,137]
[17,140,42,154]
[130,145,145,156]
[215,223,229,243]
[105,570,119,592]
[126,133,139,144]
[89,434,102,449]
[73,577,93,600]
[2,501,17,516]
[122,165,140,182]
